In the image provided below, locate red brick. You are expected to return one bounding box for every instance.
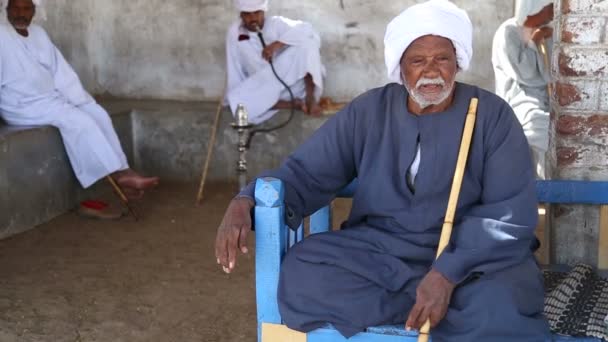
[562,17,605,44]
[557,115,586,135]
[556,114,608,140]
[557,81,599,110]
[562,0,570,14]
[556,146,579,166]
[559,48,608,77]
[562,0,608,13]
[556,145,608,168]
[559,52,582,77]
[556,82,582,106]
[588,115,608,135]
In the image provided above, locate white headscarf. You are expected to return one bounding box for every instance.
[384,0,473,84]
[0,0,46,21]
[234,0,268,12]
[515,0,553,25]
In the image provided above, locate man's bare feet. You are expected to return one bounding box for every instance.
[272,99,304,111]
[120,187,145,200]
[113,169,159,191]
[302,73,322,117]
[302,94,322,117]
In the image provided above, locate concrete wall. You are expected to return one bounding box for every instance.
[39,0,513,102]
[551,0,608,266]
[97,99,328,183]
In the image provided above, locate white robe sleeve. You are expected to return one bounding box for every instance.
[494,26,546,88]
[49,41,94,106]
[225,24,248,104]
[0,50,3,107]
[273,16,321,49]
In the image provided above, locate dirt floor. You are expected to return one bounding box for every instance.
[0,182,352,342]
[0,182,258,342]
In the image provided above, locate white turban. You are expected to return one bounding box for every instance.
[515,0,553,25]
[0,0,46,21]
[384,0,473,84]
[234,0,268,12]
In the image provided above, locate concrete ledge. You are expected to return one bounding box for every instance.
[0,110,132,239]
[0,99,332,239]
[0,125,85,238]
[101,99,331,183]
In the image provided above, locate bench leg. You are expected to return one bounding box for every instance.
[598,205,608,269]
[535,204,550,264]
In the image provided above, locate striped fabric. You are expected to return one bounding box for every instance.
[544,264,608,340]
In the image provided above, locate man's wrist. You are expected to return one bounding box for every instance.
[431,267,456,289]
[233,195,255,208]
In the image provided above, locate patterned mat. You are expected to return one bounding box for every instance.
[544,264,608,339]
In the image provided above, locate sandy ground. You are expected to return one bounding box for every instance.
[0,182,257,342]
[0,182,352,342]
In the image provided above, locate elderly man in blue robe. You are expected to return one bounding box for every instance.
[215,0,550,341]
[0,0,159,197]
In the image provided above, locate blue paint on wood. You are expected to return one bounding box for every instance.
[297,224,304,242]
[289,224,304,247]
[255,178,287,342]
[310,206,331,234]
[536,180,608,205]
[307,327,421,342]
[255,177,285,207]
[366,326,419,336]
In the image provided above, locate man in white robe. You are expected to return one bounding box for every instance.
[492,0,554,179]
[225,0,325,125]
[0,0,159,196]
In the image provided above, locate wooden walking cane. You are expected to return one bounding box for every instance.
[106,176,139,221]
[417,97,479,342]
[538,39,553,98]
[196,79,227,206]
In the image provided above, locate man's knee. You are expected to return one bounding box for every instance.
[434,265,549,341]
[279,233,338,285]
[54,109,99,133]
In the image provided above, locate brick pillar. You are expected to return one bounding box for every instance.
[552,0,608,265]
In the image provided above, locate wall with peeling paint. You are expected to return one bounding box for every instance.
[551,0,608,266]
[38,0,513,101]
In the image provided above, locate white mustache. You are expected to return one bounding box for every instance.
[416,77,445,88]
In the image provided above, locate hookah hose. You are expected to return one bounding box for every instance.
[245,30,296,148]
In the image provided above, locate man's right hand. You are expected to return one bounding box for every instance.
[262,41,286,61]
[215,197,255,274]
[531,26,553,46]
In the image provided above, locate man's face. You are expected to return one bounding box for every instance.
[240,10,265,32]
[7,0,35,31]
[524,4,554,28]
[400,35,458,110]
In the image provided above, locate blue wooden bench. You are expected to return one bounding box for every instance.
[254,178,608,342]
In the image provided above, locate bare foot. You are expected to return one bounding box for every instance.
[303,94,322,117]
[113,169,159,191]
[272,99,304,111]
[120,187,145,200]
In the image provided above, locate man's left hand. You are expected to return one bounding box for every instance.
[262,41,286,61]
[405,268,455,331]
